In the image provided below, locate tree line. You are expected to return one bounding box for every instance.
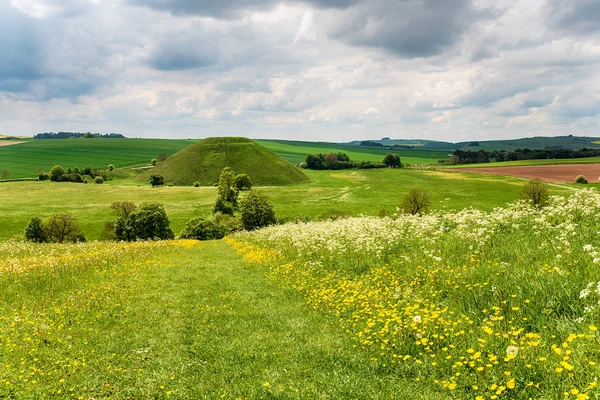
[301,152,403,170]
[34,132,125,139]
[442,148,600,165]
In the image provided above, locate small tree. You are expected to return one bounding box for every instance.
[240,191,276,231]
[324,153,338,169]
[38,172,50,181]
[520,179,549,207]
[94,176,104,184]
[43,214,86,243]
[158,152,168,162]
[132,202,174,240]
[150,174,165,187]
[108,164,115,171]
[111,201,137,219]
[401,189,431,215]
[576,175,588,184]
[25,217,47,243]
[179,218,226,240]
[49,165,66,181]
[383,153,402,168]
[151,158,158,166]
[214,167,239,215]
[234,174,253,191]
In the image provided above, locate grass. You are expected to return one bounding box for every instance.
[256,139,450,165]
[232,188,600,398]
[445,157,600,168]
[0,138,196,179]
[0,168,577,241]
[140,137,309,186]
[0,239,441,399]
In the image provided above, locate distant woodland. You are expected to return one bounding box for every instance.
[34,132,126,139]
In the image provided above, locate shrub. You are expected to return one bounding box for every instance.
[25,217,47,243]
[193,182,201,187]
[108,164,115,171]
[43,214,86,243]
[576,175,588,184]
[149,174,165,187]
[213,213,242,233]
[299,162,308,169]
[240,191,276,231]
[401,189,431,215]
[520,179,549,207]
[217,167,239,207]
[179,218,226,240]
[213,198,234,216]
[94,176,104,184]
[234,174,253,191]
[38,172,49,181]
[151,158,158,166]
[114,202,173,241]
[49,165,66,182]
[383,153,403,168]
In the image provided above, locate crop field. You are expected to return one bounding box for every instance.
[0,138,196,179]
[0,168,576,241]
[256,139,450,165]
[232,189,600,399]
[450,164,600,183]
[447,157,600,169]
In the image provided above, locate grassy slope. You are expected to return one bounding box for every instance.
[0,240,439,398]
[453,136,600,151]
[0,168,578,241]
[256,139,451,165]
[0,138,196,179]
[442,156,600,168]
[141,137,309,186]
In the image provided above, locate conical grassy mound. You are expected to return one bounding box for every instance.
[141,137,309,186]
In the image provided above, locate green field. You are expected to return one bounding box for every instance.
[0,168,577,241]
[442,156,600,168]
[0,138,196,179]
[256,139,450,165]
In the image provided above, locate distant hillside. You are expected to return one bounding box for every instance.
[141,137,309,186]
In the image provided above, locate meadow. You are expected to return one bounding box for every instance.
[0,168,577,241]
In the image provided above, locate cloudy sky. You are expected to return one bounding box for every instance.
[1,0,599,142]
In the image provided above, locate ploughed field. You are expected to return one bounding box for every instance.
[454,163,600,183]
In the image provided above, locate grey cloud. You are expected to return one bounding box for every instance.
[546,0,600,34]
[0,2,43,92]
[323,0,486,58]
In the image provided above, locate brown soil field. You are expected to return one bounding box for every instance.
[0,141,24,147]
[455,164,600,183]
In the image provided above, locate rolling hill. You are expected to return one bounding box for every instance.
[141,137,309,186]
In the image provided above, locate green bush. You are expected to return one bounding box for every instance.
[108,164,115,171]
[401,189,431,215]
[115,202,174,241]
[234,173,253,191]
[213,198,234,216]
[94,176,104,184]
[149,174,165,187]
[25,217,47,243]
[38,172,49,181]
[179,218,226,240]
[49,165,66,182]
[576,175,588,184]
[151,158,158,166]
[193,182,201,187]
[240,191,276,231]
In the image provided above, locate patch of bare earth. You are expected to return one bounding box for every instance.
[454,164,600,183]
[0,141,24,147]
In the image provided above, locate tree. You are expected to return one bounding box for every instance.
[576,175,588,184]
[234,173,253,191]
[149,174,165,187]
[214,167,239,214]
[520,179,549,207]
[38,172,49,181]
[94,176,104,184]
[111,201,137,219]
[151,158,158,166]
[25,217,46,243]
[240,191,276,231]
[43,214,86,243]
[108,164,115,171]
[130,202,174,240]
[324,153,338,168]
[383,153,402,168]
[158,152,168,162]
[49,165,66,181]
[179,218,226,240]
[401,189,431,215]
[83,132,95,138]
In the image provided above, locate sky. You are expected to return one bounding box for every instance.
[0,0,599,142]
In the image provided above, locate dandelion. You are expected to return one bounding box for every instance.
[413,316,422,323]
[506,346,519,357]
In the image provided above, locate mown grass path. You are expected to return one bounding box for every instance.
[1,240,439,399]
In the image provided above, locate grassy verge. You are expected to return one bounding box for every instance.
[0,239,440,399]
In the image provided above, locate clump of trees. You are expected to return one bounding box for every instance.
[34,132,125,139]
[240,191,276,231]
[441,148,600,165]
[302,152,401,170]
[41,165,110,183]
[25,215,86,243]
[150,174,165,187]
[576,175,589,184]
[214,167,239,215]
[382,153,403,168]
[401,189,431,215]
[113,202,174,241]
[520,179,549,207]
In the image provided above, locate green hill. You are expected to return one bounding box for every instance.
[141,137,309,186]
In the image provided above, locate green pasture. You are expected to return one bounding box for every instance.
[0,138,196,179]
[256,139,450,165]
[442,156,600,168]
[0,168,576,241]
